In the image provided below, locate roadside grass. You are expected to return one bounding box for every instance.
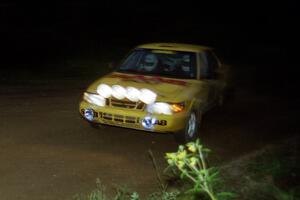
[220,136,300,200]
[72,178,179,200]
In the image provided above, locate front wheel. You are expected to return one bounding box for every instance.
[174,111,201,144]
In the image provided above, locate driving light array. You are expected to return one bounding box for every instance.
[125,87,141,102]
[96,84,157,104]
[83,92,106,107]
[111,85,127,100]
[96,84,112,98]
[139,89,157,105]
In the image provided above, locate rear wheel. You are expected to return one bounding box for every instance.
[174,111,201,144]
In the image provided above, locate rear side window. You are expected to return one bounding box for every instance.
[199,51,219,79]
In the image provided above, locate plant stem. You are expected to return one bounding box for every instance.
[198,147,207,170]
[178,168,198,183]
[206,189,217,200]
[188,162,205,182]
[197,146,218,200]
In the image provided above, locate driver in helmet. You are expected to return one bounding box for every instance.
[141,53,158,72]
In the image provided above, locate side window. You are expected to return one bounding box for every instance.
[199,52,209,79]
[201,51,219,79]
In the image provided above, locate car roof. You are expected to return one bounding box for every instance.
[137,43,213,52]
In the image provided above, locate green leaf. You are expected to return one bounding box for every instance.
[203,148,211,153]
[178,145,185,152]
[130,192,139,200]
[217,192,237,200]
[209,171,220,179]
[180,172,186,179]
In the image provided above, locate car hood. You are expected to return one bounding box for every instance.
[86,72,201,102]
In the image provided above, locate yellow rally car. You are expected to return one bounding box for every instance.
[79,43,229,143]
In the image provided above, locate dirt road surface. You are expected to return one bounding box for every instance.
[0,80,298,200]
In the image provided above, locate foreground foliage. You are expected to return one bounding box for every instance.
[74,137,299,200]
[165,140,234,200]
[74,139,233,200]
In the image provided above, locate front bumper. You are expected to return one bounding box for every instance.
[79,100,188,133]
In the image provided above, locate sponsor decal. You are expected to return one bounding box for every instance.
[96,111,167,126]
[110,74,187,86]
[156,120,167,126]
[142,115,167,129]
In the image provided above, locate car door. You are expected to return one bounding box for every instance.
[199,51,222,107]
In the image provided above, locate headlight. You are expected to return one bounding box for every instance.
[146,102,172,115]
[97,84,112,98]
[111,85,127,100]
[146,102,185,115]
[139,88,157,104]
[83,92,106,107]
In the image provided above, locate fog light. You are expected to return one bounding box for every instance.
[84,109,94,121]
[142,115,157,129]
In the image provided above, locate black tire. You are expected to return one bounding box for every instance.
[174,110,201,144]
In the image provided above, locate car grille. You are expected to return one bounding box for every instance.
[100,112,139,124]
[107,98,145,110]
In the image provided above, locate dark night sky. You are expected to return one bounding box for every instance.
[0,1,298,68]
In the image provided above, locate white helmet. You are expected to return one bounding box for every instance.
[143,54,158,71]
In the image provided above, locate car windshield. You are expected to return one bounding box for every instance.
[117,48,197,79]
